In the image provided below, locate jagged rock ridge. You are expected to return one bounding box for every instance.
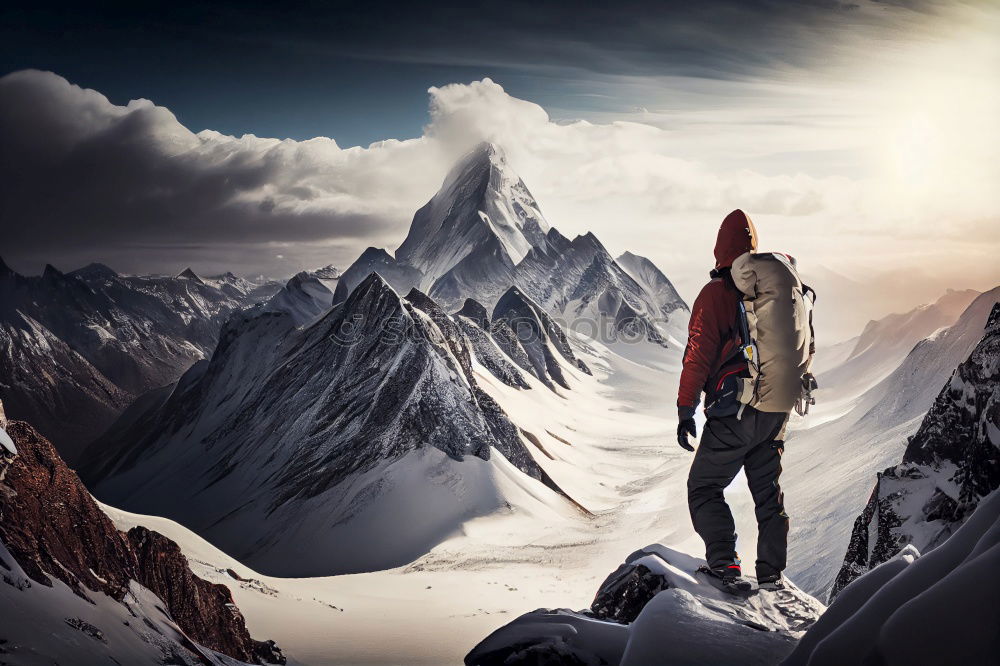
[831,302,1000,599]
[82,275,579,576]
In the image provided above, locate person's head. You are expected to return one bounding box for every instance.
[714,209,758,269]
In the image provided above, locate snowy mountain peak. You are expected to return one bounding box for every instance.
[68,262,119,281]
[176,267,205,284]
[616,251,689,316]
[343,270,403,313]
[395,142,550,286]
[42,263,63,279]
[264,271,335,326]
[310,264,342,279]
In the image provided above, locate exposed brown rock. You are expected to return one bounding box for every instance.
[0,421,134,601]
[127,526,284,664]
[0,420,283,664]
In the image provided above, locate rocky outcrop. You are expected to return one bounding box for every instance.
[0,420,282,663]
[831,303,1000,600]
[454,298,531,390]
[127,526,283,664]
[466,544,823,666]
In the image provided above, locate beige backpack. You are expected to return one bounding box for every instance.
[730,251,817,415]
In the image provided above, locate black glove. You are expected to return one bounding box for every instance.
[677,405,697,452]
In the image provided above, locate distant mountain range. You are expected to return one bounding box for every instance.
[73,142,687,575]
[0,259,280,462]
[334,143,688,346]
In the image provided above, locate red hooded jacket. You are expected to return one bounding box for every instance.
[677,210,759,410]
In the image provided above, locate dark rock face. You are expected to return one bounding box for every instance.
[0,421,134,601]
[831,303,1000,600]
[591,562,671,624]
[0,259,278,462]
[0,421,281,663]
[453,301,531,390]
[493,286,591,390]
[456,298,491,329]
[127,526,285,664]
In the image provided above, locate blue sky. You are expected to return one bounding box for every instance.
[2,0,935,147]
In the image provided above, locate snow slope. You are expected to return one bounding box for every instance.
[83,333,848,666]
[829,301,1000,598]
[83,275,587,576]
[784,489,1000,666]
[782,285,1000,598]
[817,288,978,398]
[396,142,549,293]
[264,271,335,326]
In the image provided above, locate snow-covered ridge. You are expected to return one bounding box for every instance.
[786,489,1000,665]
[82,274,593,576]
[336,143,688,347]
[830,301,1000,599]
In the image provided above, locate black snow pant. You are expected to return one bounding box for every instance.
[687,406,789,578]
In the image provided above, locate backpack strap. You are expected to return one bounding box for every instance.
[802,283,817,356]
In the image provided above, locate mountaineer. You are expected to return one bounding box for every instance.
[676,209,816,594]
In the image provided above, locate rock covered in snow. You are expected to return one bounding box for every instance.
[466,544,824,666]
[83,274,579,576]
[309,264,342,280]
[492,286,592,390]
[831,302,1000,599]
[332,247,423,304]
[264,271,335,326]
[786,489,1000,666]
[0,420,282,664]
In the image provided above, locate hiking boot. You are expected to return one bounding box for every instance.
[697,565,754,596]
[757,573,785,591]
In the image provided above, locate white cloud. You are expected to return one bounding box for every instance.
[1,49,998,342]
